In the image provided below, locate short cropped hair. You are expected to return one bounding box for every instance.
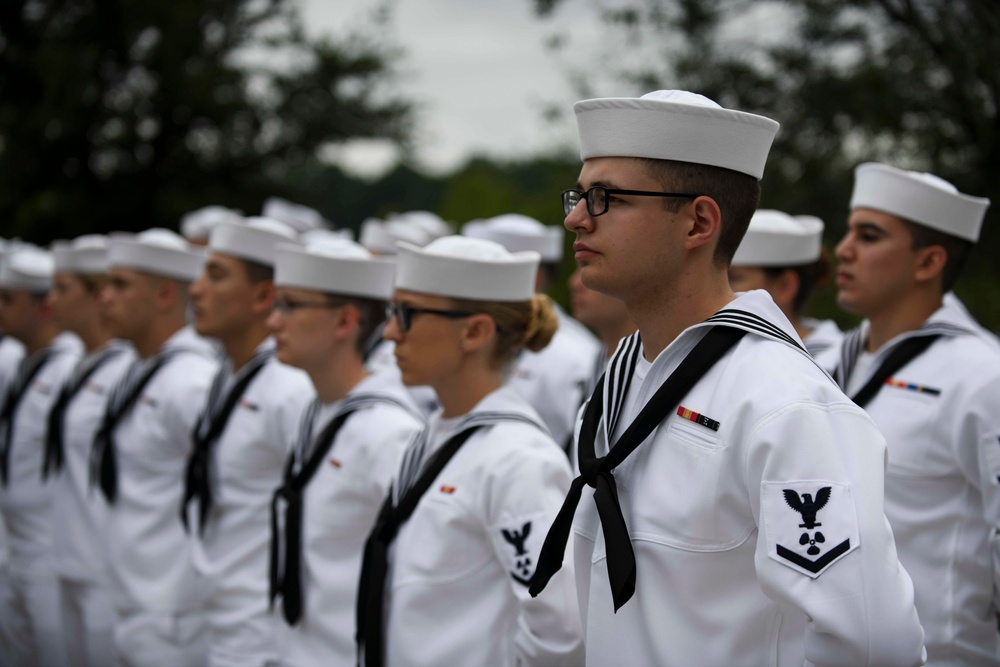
[242,258,274,284]
[638,158,761,266]
[899,220,972,293]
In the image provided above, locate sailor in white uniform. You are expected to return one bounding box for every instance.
[98,230,219,667]
[0,241,24,667]
[46,236,134,667]
[0,247,82,667]
[529,90,926,667]
[728,210,844,358]
[359,218,440,416]
[267,238,424,666]
[463,214,601,448]
[828,163,998,665]
[183,217,314,667]
[356,236,584,667]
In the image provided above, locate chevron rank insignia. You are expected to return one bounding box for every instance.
[762,480,859,578]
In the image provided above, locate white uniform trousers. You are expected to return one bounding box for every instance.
[114,609,207,667]
[5,574,68,667]
[59,578,117,667]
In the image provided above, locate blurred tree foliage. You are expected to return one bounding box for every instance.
[0,0,411,241]
[532,0,1000,329]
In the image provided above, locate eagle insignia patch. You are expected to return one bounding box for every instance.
[762,481,859,578]
[496,516,545,587]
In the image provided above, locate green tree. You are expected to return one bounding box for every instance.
[0,0,412,241]
[535,0,1000,328]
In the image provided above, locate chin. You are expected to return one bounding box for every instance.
[835,293,866,317]
[399,369,425,387]
[275,349,296,367]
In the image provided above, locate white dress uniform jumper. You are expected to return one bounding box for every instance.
[46,340,134,667]
[95,326,218,667]
[356,386,585,667]
[530,291,926,667]
[0,331,81,667]
[830,299,1000,665]
[273,371,423,667]
[183,341,314,667]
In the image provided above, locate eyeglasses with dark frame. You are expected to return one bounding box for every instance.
[273,297,345,314]
[561,186,701,217]
[385,302,475,333]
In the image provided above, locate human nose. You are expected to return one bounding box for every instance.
[834,233,853,264]
[564,195,594,234]
[189,273,206,300]
[265,307,283,332]
[383,312,403,342]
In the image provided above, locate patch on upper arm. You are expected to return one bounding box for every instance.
[495,514,546,587]
[762,481,860,578]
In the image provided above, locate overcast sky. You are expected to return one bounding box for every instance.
[300,0,641,177]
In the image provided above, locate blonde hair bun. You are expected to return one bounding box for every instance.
[522,294,559,352]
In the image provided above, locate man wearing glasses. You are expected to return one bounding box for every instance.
[185,217,314,667]
[528,90,925,665]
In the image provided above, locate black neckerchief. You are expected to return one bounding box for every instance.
[0,348,56,485]
[270,392,416,626]
[180,350,273,535]
[42,345,128,480]
[834,320,972,406]
[355,410,544,667]
[529,326,747,611]
[89,349,181,503]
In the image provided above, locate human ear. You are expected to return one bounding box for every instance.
[684,196,723,252]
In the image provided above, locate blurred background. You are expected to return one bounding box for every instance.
[1,0,997,327]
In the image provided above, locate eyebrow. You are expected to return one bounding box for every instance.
[574,179,620,190]
[851,221,888,235]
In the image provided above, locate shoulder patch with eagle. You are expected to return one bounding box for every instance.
[762,481,860,578]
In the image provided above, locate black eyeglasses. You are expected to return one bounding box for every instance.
[273,297,343,314]
[561,186,700,217]
[386,302,475,332]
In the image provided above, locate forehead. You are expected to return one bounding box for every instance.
[276,285,324,300]
[578,156,661,189]
[391,288,453,309]
[108,266,154,285]
[206,252,251,276]
[847,207,911,235]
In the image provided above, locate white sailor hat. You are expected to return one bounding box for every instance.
[300,227,355,244]
[388,211,452,241]
[275,238,395,300]
[208,217,300,267]
[461,214,564,263]
[262,197,329,233]
[849,162,990,242]
[108,228,205,282]
[359,218,431,255]
[0,247,54,293]
[731,210,824,267]
[574,90,780,180]
[395,235,539,302]
[180,206,243,242]
[52,234,111,274]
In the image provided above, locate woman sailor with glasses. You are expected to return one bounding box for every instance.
[355,236,584,667]
[266,239,425,667]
